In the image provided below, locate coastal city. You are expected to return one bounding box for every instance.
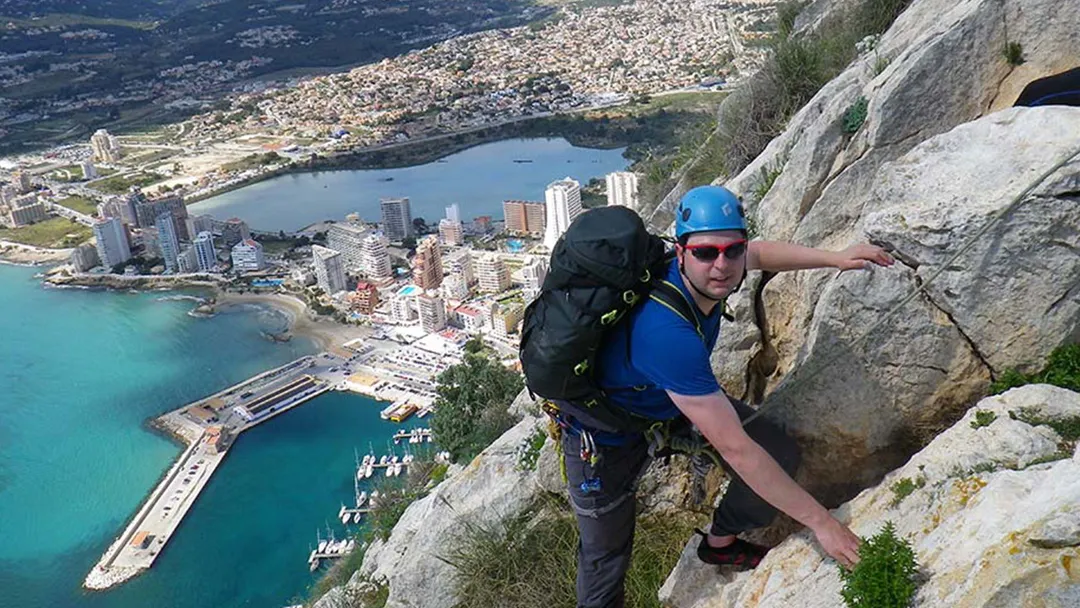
[0,0,773,604]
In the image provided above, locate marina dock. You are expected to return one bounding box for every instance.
[84,351,349,590]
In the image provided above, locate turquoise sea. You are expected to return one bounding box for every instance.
[190,137,629,232]
[0,264,423,607]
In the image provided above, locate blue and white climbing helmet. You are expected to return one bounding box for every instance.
[674,185,746,238]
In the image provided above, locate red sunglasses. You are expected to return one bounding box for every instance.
[683,240,748,262]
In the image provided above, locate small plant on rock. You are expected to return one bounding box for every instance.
[842,96,869,134]
[1003,41,1025,66]
[516,427,547,471]
[889,476,924,507]
[970,410,997,429]
[840,521,920,608]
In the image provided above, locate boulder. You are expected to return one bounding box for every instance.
[662,385,1080,608]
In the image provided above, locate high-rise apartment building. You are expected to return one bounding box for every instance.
[194,231,217,272]
[360,233,392,280]
[445,203,461,223]
[185,214,214,240]
[312,244,347,294]
[81,161,97,180]
[412,236,443,290]
[503,200,546,236]
[177,246,199,273]
[327,222,370,273]
[444,249,474,286]
[379,197,412,242]
[475,254,510,293]
[231,239,266,272]
[417,294,447,333]
[438,218,464,246]
[221,218,250,249]
[543,178,582,249]
[135,194,188,239]
[155,212,182,273]
[93,217,131,268]
[521,257,549,304]
[70,243,100,272]
[605,171,640,209]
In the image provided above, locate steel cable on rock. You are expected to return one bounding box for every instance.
[740,143,1080,427]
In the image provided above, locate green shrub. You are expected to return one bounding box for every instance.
[443,498,696,608]
[753,162,784,201]
[1003,42,1025,66]
[969,410,997,429]
[1009,407,1080,442]
[842,96,869,133]
[991,344,1080,395]
[431,352,523,464]
[516,428,547,471]
[839,521,919,608]
[889,476,924,507]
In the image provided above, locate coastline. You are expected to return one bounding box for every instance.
[213,290,371,351]
[0,240,72,266]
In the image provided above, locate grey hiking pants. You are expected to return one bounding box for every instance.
[562,397,801,608]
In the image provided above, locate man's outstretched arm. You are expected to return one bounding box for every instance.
[668,389,862,568]
[747,241,895,273]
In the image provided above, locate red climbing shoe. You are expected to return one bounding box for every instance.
[694,529,770,569]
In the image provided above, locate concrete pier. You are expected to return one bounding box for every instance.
[84,349,358,590]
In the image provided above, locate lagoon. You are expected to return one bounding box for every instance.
[190,137,629,232]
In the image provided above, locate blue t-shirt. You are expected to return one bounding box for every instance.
[594,258,723,424]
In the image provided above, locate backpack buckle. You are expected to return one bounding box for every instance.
[600,309,620,325]
[573,360,589,375]
[623,290,639,305]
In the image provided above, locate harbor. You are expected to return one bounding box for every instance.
[84,350,351,590]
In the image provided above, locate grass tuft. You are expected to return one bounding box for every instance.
[840,521,919,608]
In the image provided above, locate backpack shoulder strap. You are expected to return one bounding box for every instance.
[649,279,703,338]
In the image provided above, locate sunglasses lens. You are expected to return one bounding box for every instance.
[724,242,747,260]
[690,247,720,262]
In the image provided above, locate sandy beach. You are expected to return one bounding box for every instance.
[213,291,371,351]
[0,240,72,265]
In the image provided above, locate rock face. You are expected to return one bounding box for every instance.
[705,0,1080,502]
[662,385,1080,608]
[343,415,545,608]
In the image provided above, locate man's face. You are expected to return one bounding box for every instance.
[677,230,747,300]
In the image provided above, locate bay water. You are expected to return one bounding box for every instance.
[0,264,422,607]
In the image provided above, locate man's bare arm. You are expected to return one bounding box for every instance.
[668,390,861,567]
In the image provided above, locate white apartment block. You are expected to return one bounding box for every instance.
[312,244,347,294]
[177,246,199,273]
[606,171,640,209]
[543,177,582,249]
[155,212,182,273]
[445,203,461,223]
[444,249,475,286]
[194,231,217,272]
[453,305,488,334]
[417,294,447,333]
[360,233,392,280]
[475,254,511,294]
[441,272,471,302]
[93,217,131,268]
[490,302,525,340]
[185,214,214,240]
[521,257,549,304]
[327,222,370,272]
[231,239,266,272]
[391,294,416,324]
[70,243,100,272]
[81,161,98,180]
[7,199,47,226]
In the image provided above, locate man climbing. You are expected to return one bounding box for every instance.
[554,185,894,608]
